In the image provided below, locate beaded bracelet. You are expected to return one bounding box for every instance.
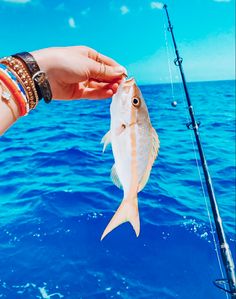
[0,64,29,114]
[0,56,39,110]
[0,68,27,116]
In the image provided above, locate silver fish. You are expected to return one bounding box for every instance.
[101,78,160,240]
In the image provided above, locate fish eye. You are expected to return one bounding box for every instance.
[132,97,141,108]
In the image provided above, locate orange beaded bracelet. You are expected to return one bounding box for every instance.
[0,69,26,116]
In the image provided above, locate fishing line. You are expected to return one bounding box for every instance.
[162,19,229,298]
[163,20,175,102]
[164,8,236,295]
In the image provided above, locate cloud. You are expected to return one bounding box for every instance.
[68,17,76,29]
[120,5,129,15]
[81,7,90,15]
[2,0,31,3]
[213,0,231,2]
[150,2,164,9]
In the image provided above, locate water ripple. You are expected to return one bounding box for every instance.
[0,80,235,299]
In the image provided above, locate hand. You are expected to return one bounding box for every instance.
[31,46,127,100]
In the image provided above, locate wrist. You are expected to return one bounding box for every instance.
[31,49,60,100]
[30,49,50,74]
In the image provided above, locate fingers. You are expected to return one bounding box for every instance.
[88,59,127,82]
[75,46,127,76]
[89,50,120,67]
[84,80,120,90]
[83,81,119,99]
[78,46,120,67]
[67,46,127,82]
[96,53,120,67]
[82,87,114,100]
[71,81,119,100]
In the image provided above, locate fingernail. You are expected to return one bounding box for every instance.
[107,89,114,95]
[114,66,127,75]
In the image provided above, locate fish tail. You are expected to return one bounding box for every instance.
[100,195,140,241]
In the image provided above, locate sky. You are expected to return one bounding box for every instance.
[0,0,235,84]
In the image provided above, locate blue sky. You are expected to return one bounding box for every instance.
[0,0,235,84]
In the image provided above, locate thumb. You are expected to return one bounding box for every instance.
[88,59,127,82]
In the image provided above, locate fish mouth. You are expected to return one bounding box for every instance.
[123,77,135,87]
[122,77,136,94]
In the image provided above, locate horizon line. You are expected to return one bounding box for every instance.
[139,78,236,87]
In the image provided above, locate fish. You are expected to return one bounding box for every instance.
[101,78,160,240]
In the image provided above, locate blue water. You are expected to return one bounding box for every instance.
[0,80,235,299]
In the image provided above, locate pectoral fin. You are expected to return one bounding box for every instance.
[110,164,122,189]
[151,127,160,157]
[101,130,111,152]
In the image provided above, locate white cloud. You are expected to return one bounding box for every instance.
[120,5,129,15]
[213,0,231,2]
[68,17,76,29]
[150,2,164,9]
[81,7,90,15]
[3,0,31,3]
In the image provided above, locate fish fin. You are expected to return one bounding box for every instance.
[138,127,160,192]
[138,169,151,193]
[151,127,160,157]
[101,130,111,152]
[110,164,122,189]
[101,196,140,240]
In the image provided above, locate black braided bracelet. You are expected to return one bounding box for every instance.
[12,52,52,103]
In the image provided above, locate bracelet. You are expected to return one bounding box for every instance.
[0,56,39,110]
[0,81,18,121]
[0,64,29,114]
[13,52,52,103]
[0,69,27,116]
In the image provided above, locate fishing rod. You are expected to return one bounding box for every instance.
[162,4,236,298]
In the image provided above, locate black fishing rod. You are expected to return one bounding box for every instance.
[163,4,236,298]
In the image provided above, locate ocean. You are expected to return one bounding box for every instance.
[0,80,235,299]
